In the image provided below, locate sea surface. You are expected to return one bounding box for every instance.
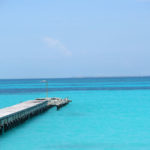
[0,77,150,150]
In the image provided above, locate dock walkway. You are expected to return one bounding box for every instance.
[0,97,71,134]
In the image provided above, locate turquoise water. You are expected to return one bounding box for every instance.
[1,77,150,150]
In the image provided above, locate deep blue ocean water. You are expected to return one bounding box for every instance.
[1,77,150,150]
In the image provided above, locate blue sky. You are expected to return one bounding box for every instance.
[0,0,150,78]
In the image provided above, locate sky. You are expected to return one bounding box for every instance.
[0,0,150,79]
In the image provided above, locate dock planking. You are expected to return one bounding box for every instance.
[0,97,71,134]
[0,100,47,119]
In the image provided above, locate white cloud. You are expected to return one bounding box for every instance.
[43,37,72,56]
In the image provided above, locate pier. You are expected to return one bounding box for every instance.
[0,98,71,134]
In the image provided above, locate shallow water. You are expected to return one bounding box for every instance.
[0,77,150,150]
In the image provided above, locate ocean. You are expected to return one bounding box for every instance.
[0,77,150,150]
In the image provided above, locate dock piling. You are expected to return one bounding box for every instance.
[0,97,71,134]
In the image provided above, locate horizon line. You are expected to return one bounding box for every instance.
[0,75,150,80]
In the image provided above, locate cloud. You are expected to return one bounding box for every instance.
[43,37,72,56]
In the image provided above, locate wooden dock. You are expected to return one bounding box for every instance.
[0,98,71,134]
